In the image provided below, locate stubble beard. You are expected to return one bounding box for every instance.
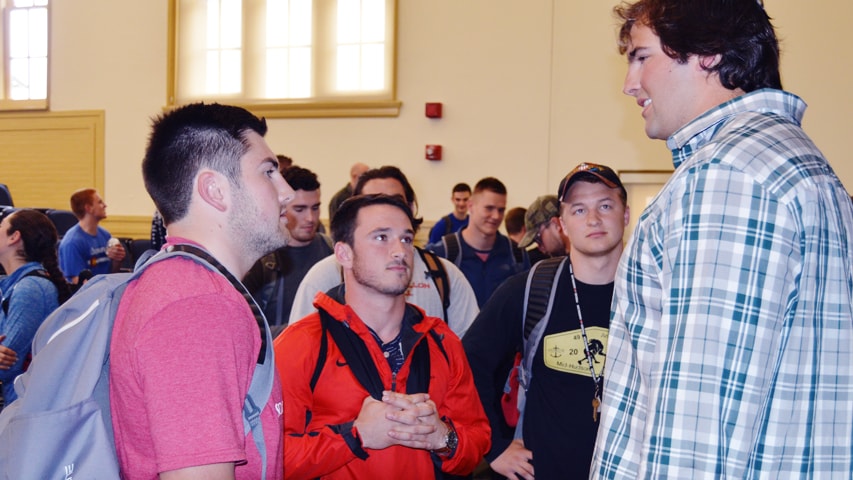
[351,253,411,297]
[230,186,288,260]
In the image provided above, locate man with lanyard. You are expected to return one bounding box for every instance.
[463,163,629,479]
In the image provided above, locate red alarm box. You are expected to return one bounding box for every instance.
[425,144,442,161]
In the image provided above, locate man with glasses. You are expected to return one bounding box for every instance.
[464,163,629,480]
[517,195,570,259]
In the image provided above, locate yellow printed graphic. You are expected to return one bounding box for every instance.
[542,326,608,377]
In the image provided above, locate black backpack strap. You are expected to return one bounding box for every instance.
[405,305,449,393]
[310,319,329,392]
[318,308,385,400]
[441,232,462,267]
[523,257,566,341]
[2,269,50,315]
[509,236,525,266]
[417,247,450,322]
[443,214,454,235]
[315,305,442,397]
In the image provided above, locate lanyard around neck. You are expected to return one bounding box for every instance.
[567,261,602,390]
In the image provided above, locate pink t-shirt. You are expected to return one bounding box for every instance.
[109,244,283,479]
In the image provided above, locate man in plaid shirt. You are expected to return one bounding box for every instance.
[592,1,853,478]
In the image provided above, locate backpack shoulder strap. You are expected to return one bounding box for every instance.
[522,257,566,341]
[513,256,567,439]
[160,246,276,479]
[443,214,454,235]
[310,319,329,392]
[1,269,50,315]
[318,308,385,400]
[416,247,450,321]
[509,236,524,266]
[314,306,442,397]
[441,232,462,267]
[519,257,567,387]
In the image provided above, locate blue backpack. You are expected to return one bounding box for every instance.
[0,246,275,480]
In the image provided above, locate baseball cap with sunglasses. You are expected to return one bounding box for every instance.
[557,163,627,202]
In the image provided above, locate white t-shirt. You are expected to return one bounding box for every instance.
[289,249,479,338]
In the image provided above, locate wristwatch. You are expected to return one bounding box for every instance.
[432,420,458,457]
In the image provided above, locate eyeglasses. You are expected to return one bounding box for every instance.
[533,222,549,245]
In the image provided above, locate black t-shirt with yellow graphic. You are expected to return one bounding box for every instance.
[523,270,612,480]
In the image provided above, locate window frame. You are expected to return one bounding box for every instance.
[0,0,50,112]
[166,0,400,118]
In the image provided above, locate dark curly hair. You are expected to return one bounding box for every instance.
[615,0,782,92]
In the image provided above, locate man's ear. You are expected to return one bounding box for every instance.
[697,54,722,71]
[198,171,229,212]
[550,216,562,232]
[335,241,354,269]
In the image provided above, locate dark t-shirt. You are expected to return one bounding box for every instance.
[463,262,612,480]
[523,274,611,479]
[243,235,333,336]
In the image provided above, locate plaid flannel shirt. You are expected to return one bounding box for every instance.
[592,89,853,479]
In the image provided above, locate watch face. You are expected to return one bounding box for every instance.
[446,428,458,450]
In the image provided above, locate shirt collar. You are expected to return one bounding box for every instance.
[666,88,807,169]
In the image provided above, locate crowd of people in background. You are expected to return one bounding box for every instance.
[1,0,852,478]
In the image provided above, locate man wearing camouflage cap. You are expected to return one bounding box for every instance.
[517,195,570,258]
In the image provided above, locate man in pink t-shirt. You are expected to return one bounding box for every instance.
[109,103,295,479]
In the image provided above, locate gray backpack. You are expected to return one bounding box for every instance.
[0,246,275,480]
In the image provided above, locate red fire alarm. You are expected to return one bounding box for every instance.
[425,102,443,118]
[425,144,442,161]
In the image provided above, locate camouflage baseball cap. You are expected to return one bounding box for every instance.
[518,195,560,248]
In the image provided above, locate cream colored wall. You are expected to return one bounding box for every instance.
[48,0,852,225]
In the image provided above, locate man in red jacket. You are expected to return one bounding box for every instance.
[275,193,490,479]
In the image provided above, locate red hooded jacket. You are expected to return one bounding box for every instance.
[274,291,490,479]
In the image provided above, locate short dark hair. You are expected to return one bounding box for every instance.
[504,207,526,236]
[452,183,471,194]
[473,177,507,196]
[615,0,781,92]
[353,165,423,230]
[69,188,97,219]
[330,194,415,246]
[276,154,293,173]
[283,165,320,192]
[142,103,268,225]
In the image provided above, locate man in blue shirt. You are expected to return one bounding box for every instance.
[592,1,853,478]
[427,177,528,307]
[58,188,125,284]
[428,182,471,244]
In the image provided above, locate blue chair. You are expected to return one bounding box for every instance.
[45,209,79,239]
[0,205,16,221]
[0,183,13,206]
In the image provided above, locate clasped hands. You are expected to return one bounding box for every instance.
[353,390,449,451]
